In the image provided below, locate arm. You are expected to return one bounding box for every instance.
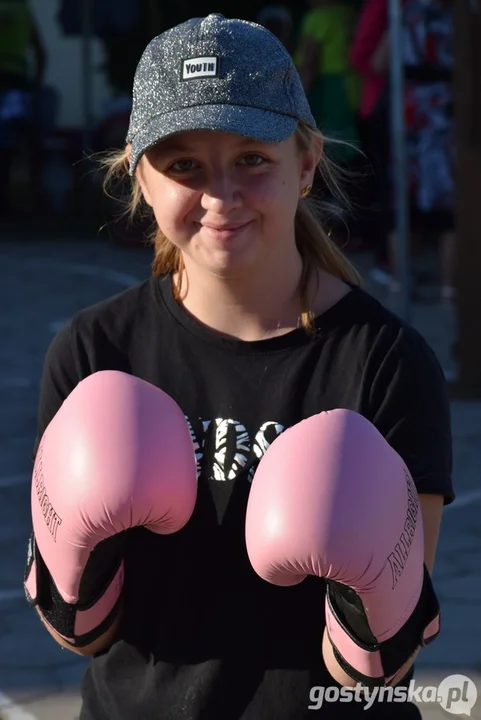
[419,493,444,576]
[323,326,453,687]
[322,493,444,687]
[35,604,122,657]
[386,493,444,684]
[26,322,123,656]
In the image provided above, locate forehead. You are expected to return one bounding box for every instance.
[152,130,292,154]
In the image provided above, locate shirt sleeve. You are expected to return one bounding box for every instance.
[367,325,454,505]
[33,319,81,461]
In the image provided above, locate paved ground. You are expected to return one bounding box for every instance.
[0,238,479,719]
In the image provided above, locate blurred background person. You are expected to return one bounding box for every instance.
[349,0,392,286]
[294,0,363,248]
[351,0,455,299]
[0,0,46,217]
[256,5,293,52]
[401,0,455,300]
[295,0,360,166]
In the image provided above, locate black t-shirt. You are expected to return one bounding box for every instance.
[34,274,454,720]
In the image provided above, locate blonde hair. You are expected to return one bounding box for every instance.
[101,122,362,333]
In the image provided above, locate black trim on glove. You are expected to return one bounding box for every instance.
[326,564,441,687]
[24,531,125,647]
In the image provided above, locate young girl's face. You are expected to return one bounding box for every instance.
[135,130,317,280]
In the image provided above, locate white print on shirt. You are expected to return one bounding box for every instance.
[186,417,285,483]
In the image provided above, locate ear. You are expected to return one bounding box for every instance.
[298,134,323,192]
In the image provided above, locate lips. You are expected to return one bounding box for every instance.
[201,221,251,231]
[197,220,253,244]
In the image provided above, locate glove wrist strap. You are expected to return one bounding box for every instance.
[24,533,124,647]
[326,564,440,687]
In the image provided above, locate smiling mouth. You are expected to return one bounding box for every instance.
[201,221,251,232]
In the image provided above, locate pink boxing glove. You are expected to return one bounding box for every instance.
[24,370,197,647]
[245,409,440,687]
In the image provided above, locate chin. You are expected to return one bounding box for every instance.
[206,260,254,281]
[201,245,262,278]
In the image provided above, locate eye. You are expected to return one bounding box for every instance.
[168,158,198,172]
[238,153,268,167]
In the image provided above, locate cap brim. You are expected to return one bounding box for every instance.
[128,104,298,175]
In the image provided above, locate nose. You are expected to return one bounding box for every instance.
[200,171,242,214]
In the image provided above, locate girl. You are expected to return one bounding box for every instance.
[26,14,453,720]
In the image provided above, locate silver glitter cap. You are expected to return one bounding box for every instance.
[126,13,317,175]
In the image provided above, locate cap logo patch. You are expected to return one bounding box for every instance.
[181,56,219,80]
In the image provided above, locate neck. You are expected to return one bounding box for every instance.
[175,253,306,342]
